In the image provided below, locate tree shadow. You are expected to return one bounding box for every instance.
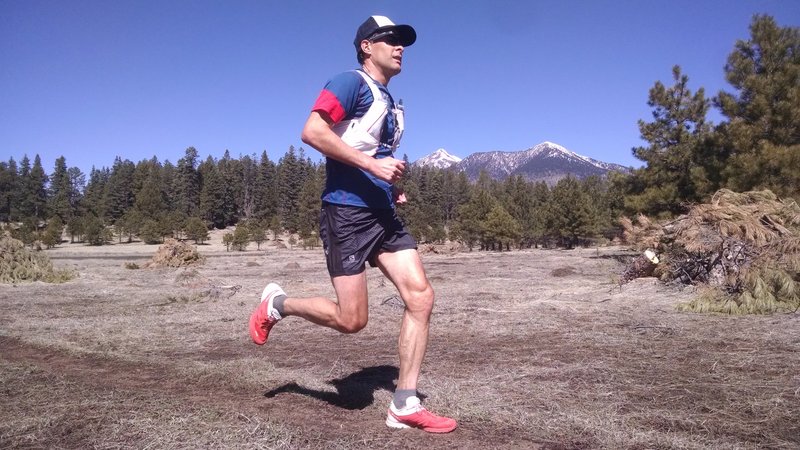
[264,365,422,410]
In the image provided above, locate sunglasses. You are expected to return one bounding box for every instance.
[369,31,403,47]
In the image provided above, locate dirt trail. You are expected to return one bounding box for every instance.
[1,336,540,449]
[2,239,798,449]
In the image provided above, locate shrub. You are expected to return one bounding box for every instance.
[0,234,75,283]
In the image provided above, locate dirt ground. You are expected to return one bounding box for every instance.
[1,231,798,449]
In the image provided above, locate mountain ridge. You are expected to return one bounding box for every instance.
[412,141,629,185]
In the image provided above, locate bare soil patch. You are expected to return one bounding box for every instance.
[1,236,798,449]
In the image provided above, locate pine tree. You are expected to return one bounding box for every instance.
[184,216,209,244]
[14,156,32,219]
[138,219,164,244]
[232,222,251,251]
[161,160,177,209]
[441,170,471,226]
[715,15,800,200]
[547,176,597,248]
[581,175,616,239]
[15,155,48,221]
[132,159,166,222]
[277,146,304,232]
[48,156,77,223]
[67,167,85,211]
[199,156,227,229]
[456,187,497,250]
[117,209,144,243]
[419,167,445,227]
[501,175,536,246]
[29,155,48,221]
[82,167,110,219]
[41,216,64,248]
[83,214,111,246]
[483,204,521,251]
[249,219,268,250]
[103,157,136,223]
[627,65,713,216]
[218,150,243,225]
[296,164,324,240]
[164,210,188,239]
[173,147,201,217]
[239,154,258,219]
[253,151,279,221]
[528,181,550,247]
[396,179,427,241]
[0,158,18,223]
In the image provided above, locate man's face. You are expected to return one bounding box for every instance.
[365,33,404,76]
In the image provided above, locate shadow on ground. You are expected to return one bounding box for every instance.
[264,365,422,410]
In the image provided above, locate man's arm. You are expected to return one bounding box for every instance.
[301,111,406,184]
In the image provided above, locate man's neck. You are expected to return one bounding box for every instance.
[361,63,390,86]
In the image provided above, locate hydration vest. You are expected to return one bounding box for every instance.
[331,70,404,156]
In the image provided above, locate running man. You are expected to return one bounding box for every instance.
[249,15,457,433]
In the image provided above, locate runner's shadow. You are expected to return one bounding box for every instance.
[264,365,411,410]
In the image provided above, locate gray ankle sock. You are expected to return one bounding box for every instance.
[272,295,287,316]
[393,389,416,409]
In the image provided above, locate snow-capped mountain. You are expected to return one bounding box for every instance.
[413,148,462,169]
[415,141,629,185]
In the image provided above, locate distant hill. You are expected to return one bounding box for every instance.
[413,141,629,185]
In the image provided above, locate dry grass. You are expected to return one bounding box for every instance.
[1,238,798,449]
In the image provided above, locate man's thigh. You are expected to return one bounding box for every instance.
[331,271,370,320]
[375,249,430,300]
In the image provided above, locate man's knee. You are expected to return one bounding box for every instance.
[405,282,434,316]
[337,316,368,334]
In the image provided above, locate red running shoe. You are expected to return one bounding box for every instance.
[386,396,457,433]
[249,283,285,345]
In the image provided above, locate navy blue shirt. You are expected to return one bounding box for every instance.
[311,70,398,209]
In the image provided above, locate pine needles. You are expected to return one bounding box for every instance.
[622,189,800,314]
[0,234,75,284]
[144,239,204,268]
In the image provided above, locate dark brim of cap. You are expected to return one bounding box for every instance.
[371,24,417,47]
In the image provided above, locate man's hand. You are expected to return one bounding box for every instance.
[393,186,407,204]
[369,156,406,183]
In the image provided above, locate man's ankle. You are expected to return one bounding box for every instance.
[392,389,416,409]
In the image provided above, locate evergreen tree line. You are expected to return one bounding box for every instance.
[0,146,325,248]
[0,144,622,250]
[1,15,796,250]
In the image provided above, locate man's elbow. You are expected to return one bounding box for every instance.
[300,127,313,147]
[301,115,326,148]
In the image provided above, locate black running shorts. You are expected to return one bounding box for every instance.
[319,202,417,277]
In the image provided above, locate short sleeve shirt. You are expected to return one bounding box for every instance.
[311,70,398,209]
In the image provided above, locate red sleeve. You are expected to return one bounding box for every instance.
[312,89,347,123]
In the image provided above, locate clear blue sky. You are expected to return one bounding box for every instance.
[2,0,798,176]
